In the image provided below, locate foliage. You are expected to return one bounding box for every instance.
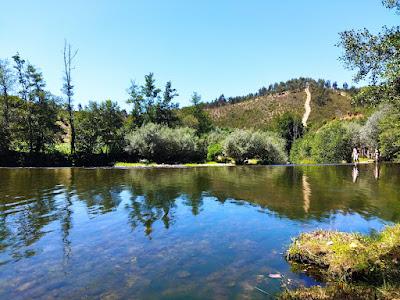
[223,129,287,164]
[338,2,400,107]
[125,123,206,163]
[274,112,304,153]
[289,133,315,164]
[311,121,357,163]
[379,110,400,161]
[189,92,213,135]
[206,77,353,108]
[11,54,61,153]
[207,143,223,162]
[286,224,400,284]
[127,73,178,128]
[290,121,359,164]
[75,100,125,154]
[359,106,389,150]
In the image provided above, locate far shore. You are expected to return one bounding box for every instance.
[113,160,377,169]
[0,159,382,169]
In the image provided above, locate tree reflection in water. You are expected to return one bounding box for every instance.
[0,164,399,262]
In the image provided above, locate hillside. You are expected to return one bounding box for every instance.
[204,88,357,130]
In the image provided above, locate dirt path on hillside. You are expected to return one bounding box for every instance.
[302,85,311,127]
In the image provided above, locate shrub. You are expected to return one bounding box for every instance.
[207,143,223,161]
[290,121,359,164]
[125,123,206,163]
[289,133,315,163]
[223,129,287,164]
[311,121,355,163]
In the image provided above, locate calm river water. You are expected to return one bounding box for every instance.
[0,164,399,299]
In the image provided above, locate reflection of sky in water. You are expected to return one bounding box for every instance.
[0,164,398,299]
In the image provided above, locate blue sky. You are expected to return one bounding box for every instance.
[0,0,398,108]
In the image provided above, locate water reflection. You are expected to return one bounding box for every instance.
[302,174,311,213]
[352,165,359,182]
[0,164,399,299]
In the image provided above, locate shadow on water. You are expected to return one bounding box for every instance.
[0,164,399,299]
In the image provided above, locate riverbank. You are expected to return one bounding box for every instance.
[0,151,377,168]
[114,161,235,169]
[281,225,400,299]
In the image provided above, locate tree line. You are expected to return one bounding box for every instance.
[206,77,357,108]
[0,45,213,162]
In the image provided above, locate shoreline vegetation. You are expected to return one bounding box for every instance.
[280,225,400,299]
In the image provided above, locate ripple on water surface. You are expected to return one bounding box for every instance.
[0,164,399,299]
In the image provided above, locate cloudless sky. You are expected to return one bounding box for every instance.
[1,0,398,108]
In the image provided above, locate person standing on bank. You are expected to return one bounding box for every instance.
[374,149,380,163]
[352,147,359,164]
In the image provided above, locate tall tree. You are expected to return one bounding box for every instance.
[127,80,144,127]
[12,53,34,152]
[156,81,178,126]
[190,92,212,135]
[142,73,161,123]
[275,112,304,154]
[12,54,59,153]
[337,1,400,106]
[62,41,78,154]
[0,59,14,152]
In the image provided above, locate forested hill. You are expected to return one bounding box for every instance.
[204,87,356,130]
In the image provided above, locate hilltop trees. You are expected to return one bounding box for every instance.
[207,77,351,108]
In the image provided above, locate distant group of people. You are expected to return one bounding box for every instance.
[352,147,380,164]
[351,147,380,183]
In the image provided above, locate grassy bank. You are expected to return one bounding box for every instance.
[114,161,234,168]
[281,225,400,299]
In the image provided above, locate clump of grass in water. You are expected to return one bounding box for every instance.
[279,283,400,300]
[280,225,400,299]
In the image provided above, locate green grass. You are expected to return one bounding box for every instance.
[279,283,400,300]
[286,225,400,282]
[114,162,158,167]
[282,225,400,299]
[114,161,231,168]
[54,143,71,155]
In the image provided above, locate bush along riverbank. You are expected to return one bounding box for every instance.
[280,225,400,299]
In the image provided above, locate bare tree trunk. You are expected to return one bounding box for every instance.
[63,41,78,155]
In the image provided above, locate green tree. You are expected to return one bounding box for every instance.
[0,59,14,152]
[337,1,400,107]
[311,121,355,163]
[127,80,144,127]
[190,92,213,135]
[98,100,125,154]
[75,102,100,154]
[155,81,179,126]
[379,110,400,161]
[274,112,304,154]
[12,54,60,153]
[75,100,125,154]
[142,73,161,123]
